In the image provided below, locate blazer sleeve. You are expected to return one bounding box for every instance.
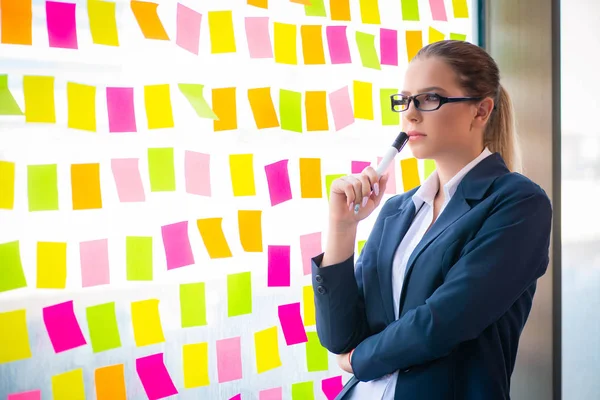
[350,188,553,382]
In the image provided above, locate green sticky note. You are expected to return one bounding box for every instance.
[126,236,153,281]
[292,381,315,400]
[305,0,327,17]
[227,272,252,317]
[380,88,399,125]
[450,33,467,41]
[401,0,420,20]
[178,84,218,120]
[325,174,345,201]
[86,302,122,353]
[306,331,328,371]
[358,240,367,255]
[0,75,23,115]
[0,241,27,293]
[27,164,59,211]
[148,147,176,192]
[356,31,381,70]
[280,89,302,133]
[180,282,207,327]
[424,159,436,179]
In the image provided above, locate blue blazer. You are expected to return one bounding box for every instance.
[311,153,552,400]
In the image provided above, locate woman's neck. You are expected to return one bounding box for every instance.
[434,147,484,188]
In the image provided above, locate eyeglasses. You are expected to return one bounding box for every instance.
[390,92,483,112]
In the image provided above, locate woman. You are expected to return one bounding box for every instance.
[311,40,552,400]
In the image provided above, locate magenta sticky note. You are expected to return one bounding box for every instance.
[259,387,283,400]
[378,156,396,193]
[322,376,344,400]
[136,353,178,400]
[46,1,78,49]
[278,302,308,345]
[300,232,322,276]
[216,336,243,383]
[161,221,195,270]
[43,300,87,353]
[106,87,137,133]
[329,86,354,131]
[176,3,202,55]
[268,245,291,287]
[7,390,41,400]
[229,395,241,400]
[351,161,371,174]
[380,28,398,66]
[245,17,273,59]
[429,0,448,21]
[80,239,110,287]
[326,26,352,64]
[185,151,211,196]
[111,158,146,202]
[265,160,293,206]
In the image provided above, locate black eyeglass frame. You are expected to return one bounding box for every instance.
[390,92,484,112]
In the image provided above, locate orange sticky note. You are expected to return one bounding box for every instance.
[299,158,322,198]
[0,161,15,210]
[301,25,325,65]
[209,11,236,54]
[429,27,445,44]
[197,218,232,258]
[274,22,297,65]
[238,210,263,252]
[401,158,420,192]
[330,0,351,21]
[130,1,169,40]
[248,88,279,129]
[291,0,311,4]
[305,91,328,131]
[406,30,423,62]
[1,0,32,45]
[67,82,96,132]
[71,163,102,210]
[95,364,127,400]
[247,0,268,9]
[212,87,237,131]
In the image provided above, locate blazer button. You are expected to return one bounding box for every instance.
[403,368,411,373]
[315,274,323,283]
[317,285,326,294]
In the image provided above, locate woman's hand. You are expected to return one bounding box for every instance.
[336,351,354,374]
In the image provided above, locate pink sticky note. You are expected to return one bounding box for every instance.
[106,87,137,133]
[229,395,241,400]
[176,3,202,55]
[429,0,448,21]
[111,158,146,202]
[265,160,293,206]
[300,232,322,276]
[322,376,344,400]
[46,1,78,49]
[329,86,354,131]
[278,302,308,345]
[351,161,371,174]
[8,390,41,400]
[161,221,195,270]
[326,26,352,64]
[380,28,398,66]
[245,17,273,59]
[185,151,211,196]
[216,337,243,383]
[268,245,291,287]
[136,353,178,400]
[43,300,87,353]
[259,387,283,400]
[80,239,110,287]
[378,156,396,194]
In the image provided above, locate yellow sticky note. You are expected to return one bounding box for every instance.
[88,0,119,46]
[0,309,32,363]
[229,154,256,196]
[238,210,263,252]
[248,88,279,129]
[37,242,67,289]
[71,163,102,210]
[131,299,165,347]
[67,82,96,132]
[23,76,55,123]
[429,27,445,44]
[303,285,315,326]
[358,239,367,255]
[301,25,325,65]
[406,30,423,62]
[254,326,282,373]
[452,0,469,18]
[353,81,373,120]
[209,11,236,54]
[359,0,380,25]
[401,158,421,192]
[183,342,210,388]
[274,22,297,65]
[52,369,85,400]
[197,218,233,258]
[305,91,328,131]
[212,87,237,131]
[0,161,15,210]
[299,158,322,198]
[144,84,174,129]
[424,159,436,179]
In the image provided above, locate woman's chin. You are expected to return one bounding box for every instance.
[407,143,431,159]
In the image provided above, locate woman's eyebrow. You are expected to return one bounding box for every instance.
[400,86,447,95]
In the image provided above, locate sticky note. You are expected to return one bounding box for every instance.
[86,302,121,353]
[245,17,273,59]
[274,22,297,65]
[280,89,302,133]
[46,1,78,49]
[450,33,467,41]
[305,91,329,131]
[0,75,23,115]
[352,161,371,174]
[303,285,316,326]
[216,337,243,383]
[300,232,322,275]
[7,390,40,400]
[183,342,210,388]
[95,364,126,400]
[265,160,292,206]
[130,1,169,40]
[162,221,195,270]
[136,353,178,399]
[1,0,32,45]
[306,331,328,371]
[230,394,241,399]
[381,88,400,125]
[378,156,396,193]
[180,282,207,327]
[179,84,218,119]
[380,29,398,66]
[299,158,322,198]
[301,25,325,65]
[88,0,119,46]
[254,326,282,373]
[0,161,15,209]
[353,81,373,120]
[326,26,351,64]
[209,11,236,53]
[80,239,110,287]
[229,153,255,196]
[197,218,233,258]
[292,381,315,400]
[185,151,211,196]
[278,303,308,345]
[356,31,381,69]
[52,369,85,400]
[424,159,436,179]
[144,84,174,129]
[358,239,367,255]
[126,236,153,281]
[107,87,137,132]
[406,30,423,62]
[401,0,420,20]
[111,158,145,202]
[176,4,201,55]
[322,376,344,400]
[268,245,291,287]
[212,87,237,131]
[359,0,380,24]
[401,158,421,192]
[248,0,268,9]
[330,0,350,21]
[131,299,165,347]
[260,388,283,400]
[0,309,31,363]
[325,174,345,201]
[429,27,445,44]
[453,0,469,18]
[28,164,58,211]
[148,147,176,192]
[36,242,67,289]
[227,272,252,317]
[71,163,102,210]
[304,0,327,16]
[238,210,263,252]
[23,76,55,123]
[429,0,448,21]
[329,86,354,131]
[248,87,279,129]
[43,300,87,353]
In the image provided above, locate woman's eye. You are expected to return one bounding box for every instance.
[424,94,439,102]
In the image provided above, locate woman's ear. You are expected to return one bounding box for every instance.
[474,97,494,125]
